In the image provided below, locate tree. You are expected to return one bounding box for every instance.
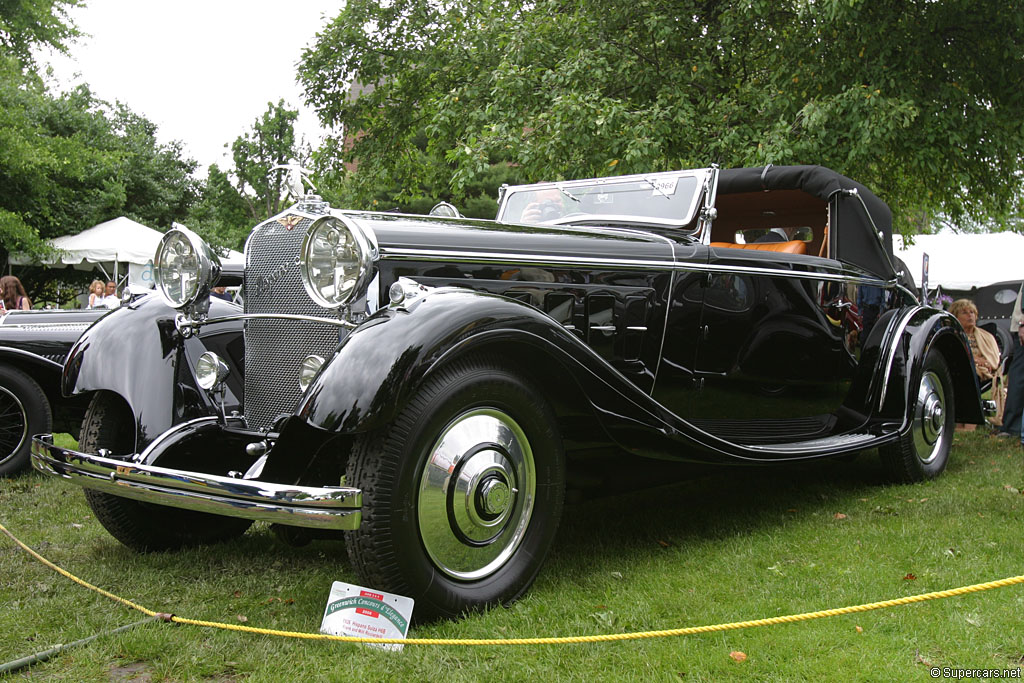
[186,163,252,254]
[299,0,1024,234]
[0,75,199,273]
[230,100,308,221]
[0,0,80,71]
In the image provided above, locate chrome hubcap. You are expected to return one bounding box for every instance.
[417,408,535,580]
[0,386,28,465]
[913,370,947,464]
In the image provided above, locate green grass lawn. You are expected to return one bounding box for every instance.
[2,431,1023,681]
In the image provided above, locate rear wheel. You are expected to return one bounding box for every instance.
[345,356,565,620]
[0,365,51,477]
[880,351,955,482]
[82,392,252,551]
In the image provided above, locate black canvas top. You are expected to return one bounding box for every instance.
[718,165,897,281]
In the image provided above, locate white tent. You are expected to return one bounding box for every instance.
[29,216,161,266]
[10,216,243,288]
[894,232,1024,291]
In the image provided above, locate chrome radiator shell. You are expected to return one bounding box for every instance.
[243,215,340,430]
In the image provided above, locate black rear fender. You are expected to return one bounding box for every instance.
[878,307,983,426]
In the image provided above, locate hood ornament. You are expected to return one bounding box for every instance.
[270,162,329,215]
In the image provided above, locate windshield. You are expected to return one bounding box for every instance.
[497,170,709,229]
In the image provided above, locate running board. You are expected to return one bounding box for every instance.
[744,433,878,455]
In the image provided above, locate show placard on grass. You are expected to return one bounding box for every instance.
[319,581,414,651]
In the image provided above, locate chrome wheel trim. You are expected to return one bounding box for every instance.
[913,370,947,465]
[0,385,28,465]
[417,408,536,580]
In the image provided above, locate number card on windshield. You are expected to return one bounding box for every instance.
[320,581,415,651]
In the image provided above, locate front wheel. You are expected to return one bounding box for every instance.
[81,392,253,551]
[880,350,956,482]
[345,356,565,620]
[0,365,51,477]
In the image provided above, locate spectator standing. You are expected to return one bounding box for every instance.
[211,286,233,302]
[0,275,32,310]
[995,282,1024,439]
[87,279,105,308]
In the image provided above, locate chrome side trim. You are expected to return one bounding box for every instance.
[379,245,893,287]
[877,306,925,410]
[380,246,676,270]
[0,322,91,332]
[31,435,361,531]
[0,347,63,369]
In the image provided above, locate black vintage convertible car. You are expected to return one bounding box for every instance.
[33,165,982,619]
[0,307,105,476]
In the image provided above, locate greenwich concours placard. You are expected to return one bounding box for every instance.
[320,581,414,651]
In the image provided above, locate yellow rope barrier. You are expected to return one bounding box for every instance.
[3,520,1022,646]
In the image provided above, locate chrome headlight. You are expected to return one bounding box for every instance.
[154,226,221,309]
[300,216,375,309]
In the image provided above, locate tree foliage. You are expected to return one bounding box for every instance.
[230,99,308,221]
[184,100,309,254]
[0,0,80,70]
[299,0,1024,232]
[186,163,252,254]
[0,70,199,271]
[0,1,198,281]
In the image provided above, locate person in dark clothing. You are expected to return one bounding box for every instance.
[995,282,1024,439]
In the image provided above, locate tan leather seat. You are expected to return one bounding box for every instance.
[710,240,807,255]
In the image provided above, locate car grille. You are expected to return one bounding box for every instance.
[244,215,341,431]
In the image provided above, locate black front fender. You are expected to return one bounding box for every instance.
[63,295,243,452]
[296,288,660,438]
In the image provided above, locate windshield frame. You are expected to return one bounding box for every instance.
[496,168,713,230]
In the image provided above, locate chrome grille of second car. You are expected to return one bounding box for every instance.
[244,214,341,431]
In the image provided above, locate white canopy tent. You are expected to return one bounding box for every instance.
[10,216,242,289]
[10,216,163,287]
[894,232,1024,291]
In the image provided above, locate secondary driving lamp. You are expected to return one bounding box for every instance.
[298,355,324,391]
[300,216,375,309]
[154,226,221,309]
[195,352,230,391]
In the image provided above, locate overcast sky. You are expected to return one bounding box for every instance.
[46,0,345,174]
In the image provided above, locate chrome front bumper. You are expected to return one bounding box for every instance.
[31,434,361,530]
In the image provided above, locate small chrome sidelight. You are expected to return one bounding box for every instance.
[387,277,433,310]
